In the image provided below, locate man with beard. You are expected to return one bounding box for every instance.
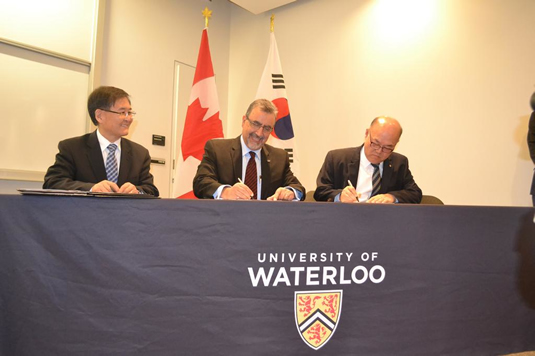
[193,99,305,201]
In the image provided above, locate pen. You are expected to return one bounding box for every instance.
[347,180,359,202]
[238,178,254,198]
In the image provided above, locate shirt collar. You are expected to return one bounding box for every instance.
[96,129,121,153]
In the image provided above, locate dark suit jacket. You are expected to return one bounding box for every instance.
[529,112,535,195]
[43,131,159,196]
[314,145,422,203]
[193,136,305,200]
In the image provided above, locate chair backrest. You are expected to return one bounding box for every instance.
[420,195,444,205]
[304,190,316,202]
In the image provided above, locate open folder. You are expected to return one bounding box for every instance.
[17,188,159,199]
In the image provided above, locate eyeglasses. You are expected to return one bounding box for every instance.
[369,133,394,153]
[100,108,136,118]
[246,117,273,133]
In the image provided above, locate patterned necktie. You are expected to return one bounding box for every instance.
[106,143,118,183]
[371,163,381,197]
[244,151,257,199]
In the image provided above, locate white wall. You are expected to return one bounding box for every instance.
[0,0,96,193]
[228,0,535,206]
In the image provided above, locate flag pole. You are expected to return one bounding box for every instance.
[202,7,212,28]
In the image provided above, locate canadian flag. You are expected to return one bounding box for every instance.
[173,28,223,198]
[255,31,300,176]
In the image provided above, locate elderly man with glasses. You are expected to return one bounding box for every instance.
[314,116,421,204]
[43,86,159,196]
[193,99,305,201]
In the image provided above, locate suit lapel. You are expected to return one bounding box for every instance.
[118,139,132,186]
[87,131,107,182]
[260,146,271,200]
[381,156,394,193]
[231,137,242,183]
[347,146,361,186]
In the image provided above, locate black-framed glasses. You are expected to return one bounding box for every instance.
[369,133,394,153]
[100,108,136,118]
[246,117,273,133]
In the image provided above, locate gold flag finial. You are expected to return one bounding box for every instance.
[202,7,212,28]
[270,14,275,32]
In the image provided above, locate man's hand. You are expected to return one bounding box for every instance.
[340,186,360,203]
[92,180,120,193]
[367,193,395,204]
[220,182,254,200]
[267,187,295,201]
[118,182,139,194]
[92,181,140,194]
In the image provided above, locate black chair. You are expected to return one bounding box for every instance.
[420,195,444,205]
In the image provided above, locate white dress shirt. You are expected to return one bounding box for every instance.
[96,129,122,172]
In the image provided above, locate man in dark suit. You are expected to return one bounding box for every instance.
[314,116,421,204]
[193,99,305,201]
[43,86,159,196]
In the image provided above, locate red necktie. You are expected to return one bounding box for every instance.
[244,151,257,199]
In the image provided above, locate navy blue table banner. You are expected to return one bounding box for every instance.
[0,195,534,355]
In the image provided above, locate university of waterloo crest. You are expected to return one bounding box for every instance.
[294,290,343,350]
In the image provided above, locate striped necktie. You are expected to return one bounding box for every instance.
[106,143,118,183]
[244,151,257,199]
[371,163,381,197]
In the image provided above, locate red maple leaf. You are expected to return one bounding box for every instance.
[181,98,223,161]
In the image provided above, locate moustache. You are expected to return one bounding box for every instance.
[250,133,265,140]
